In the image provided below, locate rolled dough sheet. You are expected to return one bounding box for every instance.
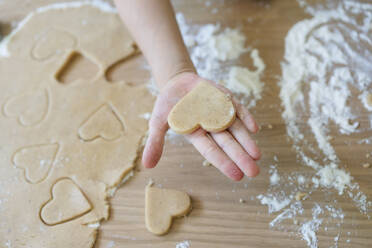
[0,2,154,247]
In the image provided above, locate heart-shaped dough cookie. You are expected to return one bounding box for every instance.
[145,185,191,235]
[31,28,77,61]
[3,89,49,126]
[78,103,124,141]
[40,178,92,226]
[12,143,59,184]
[168,81,236,134]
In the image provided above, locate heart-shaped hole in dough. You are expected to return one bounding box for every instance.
[168,81,236,134]
[55,51,99,84]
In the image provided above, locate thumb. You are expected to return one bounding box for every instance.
[142,113,169,168]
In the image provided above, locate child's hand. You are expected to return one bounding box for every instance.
[142,72,261,181]
[116,0,259,180]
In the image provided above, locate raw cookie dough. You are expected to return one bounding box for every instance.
[0,2,154,247]
[168,81,236,134]
[145,185,192,235]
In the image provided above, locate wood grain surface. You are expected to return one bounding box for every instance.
[1,0,371,247]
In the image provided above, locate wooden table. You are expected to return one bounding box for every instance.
[1,1,371,247]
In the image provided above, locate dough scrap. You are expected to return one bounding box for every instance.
[145,185,192,235]
[0,3,154,247]
[168,81,236,134]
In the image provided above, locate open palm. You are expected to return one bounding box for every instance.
[142,72,260,181]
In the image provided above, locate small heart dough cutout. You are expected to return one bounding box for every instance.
[168,81,236,134]
[31,28,77,61]
[13,143,59,184]
[40,178,92,226]
[3,89,49,126]
[78,104,124,141]
[145,185,191,235]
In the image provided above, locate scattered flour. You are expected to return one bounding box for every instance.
[359,92,372,111]
[176,13,265,108]
[165,129,186,145]
[281,0,372,154]
[107,241,115,248]
[226,49,265,107]
[139,112,151,120]
[257,193,291,213]
[176,240,190,248]
[270,201,304,227]
[258,1,372,248]
[300,204,323,248]
[207,28,247,61]
[314,164,351,195]
[269,166,280,185]
[280,0,371,211]
[297,175,306,185]
[283,1,371,140]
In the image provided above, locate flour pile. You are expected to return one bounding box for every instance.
[257,1,372,247]
[176,13,266,108]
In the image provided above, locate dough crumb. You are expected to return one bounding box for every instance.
[267,124,273,129]
[239,198,245,203]
[202,160,212,167]
[295,192,308,201]
[362,163,371,169]
[147,178,155,187]
[366,153,370,159]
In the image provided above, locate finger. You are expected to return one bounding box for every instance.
[234,101,259,133]
[142,114,168,169]
[186,129,244,181]
[228,119,261,160]
[211,131,259,177]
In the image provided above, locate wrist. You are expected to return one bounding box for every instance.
[154,57,196,89]
[160,70,200,95]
